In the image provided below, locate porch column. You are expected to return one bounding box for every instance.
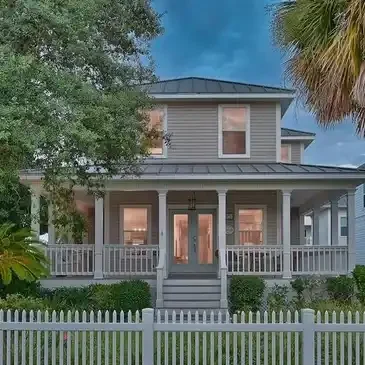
[31,188,41,239]
[217,189,228,309]
[48,202,56,245]
[158,190,167,278]
[282,190,292,279]
[299,214,305,246]
[104,191,110,245]
[347,189,356,273]
[330,199,339,246]
[94,195,104,279]
[312,206,321,245]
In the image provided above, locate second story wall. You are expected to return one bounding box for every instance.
[164,101,277,163]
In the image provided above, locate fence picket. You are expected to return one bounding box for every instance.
[340,311,345,365]
[14,310,19,365]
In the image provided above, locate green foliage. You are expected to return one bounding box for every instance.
[0,294,49,311]
[0,276,42,298]
[326,276,355,303]
[353,265,365,303]
[0,223,49,284]
[267,284,290,312]
[46,286,90,311]
[0,0,163,232]
[290,276,324,303]
[229,276,265,313]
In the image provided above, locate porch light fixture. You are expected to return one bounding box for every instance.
[188,192,196,211]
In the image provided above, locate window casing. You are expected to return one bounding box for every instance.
[147,107,167,157]
[340,216,348,237]
[235,206,266,245]
[119,206,152,245]
[281,144,291,163]
[218,105,250,158]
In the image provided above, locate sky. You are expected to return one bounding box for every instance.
[151,0,365,167]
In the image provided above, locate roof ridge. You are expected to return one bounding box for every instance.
[139,76,295,93]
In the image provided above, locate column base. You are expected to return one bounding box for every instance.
[93,272,104,279]
[156,299,164,308]
[220,299,228,309]
[282,273,292,279]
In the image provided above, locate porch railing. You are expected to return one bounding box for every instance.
[103,245,159,276]
[45,244,94,276]
[226,245,283,275]
[291,246,348,275]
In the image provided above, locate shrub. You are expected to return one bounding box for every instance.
[290,276,324,303]
[353,265,365,303]
[326,276,355,303]
[229,276,265,313]
[267,284,290,312]
[89,280,152,312]
[0,276,42,298]
[0,294,49,311]
[47,286,90,311]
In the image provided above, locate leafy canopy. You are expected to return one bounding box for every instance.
[271,0,365,135]
[0,0,163,229]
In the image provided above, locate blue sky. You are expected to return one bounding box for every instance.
[151,0,365,167]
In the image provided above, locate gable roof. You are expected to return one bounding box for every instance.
[141,77,294,95]
[281,128,316,137]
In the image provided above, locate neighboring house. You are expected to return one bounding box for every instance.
[304,196,348,247]
[356,164,365,264]
[21,77,365,311]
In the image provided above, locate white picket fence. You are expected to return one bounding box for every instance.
[1,308,365,365]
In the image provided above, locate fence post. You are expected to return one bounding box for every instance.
[301,308,315,365]
[142,308,154,365]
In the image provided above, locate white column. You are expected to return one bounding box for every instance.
[156,190,167,308]
[31,188,41,239]
[94,196,104,279]
[330,199,339,246]
[217,189,228,308]
[312,207,320,245]
[282,190,292,279]
[48,202,56,245]
[347,189,356,273]
[104,191,110,246]
[299,214,305,246]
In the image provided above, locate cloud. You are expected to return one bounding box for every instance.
[336,142,344,147]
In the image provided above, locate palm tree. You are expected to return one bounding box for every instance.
[0,223,49,285]
[271,0,365,135]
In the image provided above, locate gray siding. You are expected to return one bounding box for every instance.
[290,143,302,164]
[356,184,365,264]
[165,102,277,163]
[105,190,279,246]
[291,208,300,245]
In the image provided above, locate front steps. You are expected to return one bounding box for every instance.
[158,278,226,315]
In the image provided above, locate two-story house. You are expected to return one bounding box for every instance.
[21,77,365,312]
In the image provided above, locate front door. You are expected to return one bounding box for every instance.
[170,209,216,273]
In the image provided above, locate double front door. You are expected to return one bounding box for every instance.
[170,209,216,273]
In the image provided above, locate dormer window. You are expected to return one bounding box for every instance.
[281,144,291,163]
[147,107,167,157]
[218,105,250,158]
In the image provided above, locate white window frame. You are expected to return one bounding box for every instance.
[281,143,292,163]
[148,105,167,159]
[339,214,348,238]
[119,205,152,245]
[234,205,267,246]
[218,104,251,158]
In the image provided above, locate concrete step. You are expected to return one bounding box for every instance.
[164,293,221,301]
[163,301,221,309]
[164,279,220,286]
[163,286,220,294]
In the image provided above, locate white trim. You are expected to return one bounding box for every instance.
[218,104,251,159]
[300,143,305,163]
[168,204,218,209]
[281,136,315,141]
[234,205,268,246]
[280,143,292,163]
[276,103,281,162]
[276,191,281,245]
[150,93,295,100]
[119,205,152,245]
[149,105,168,159]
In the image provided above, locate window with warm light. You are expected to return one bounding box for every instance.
[147,108,165,156]
[219,106,249,157]
[122,207,150,245]
[281,144,291,163]
[237,208,264,245]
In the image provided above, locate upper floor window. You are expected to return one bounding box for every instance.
[120,206,151,245]
[236,207,265,245]
[219,105,250,158]
[281,144,291,163]
[340,216,348,237]
[147,107,166,157]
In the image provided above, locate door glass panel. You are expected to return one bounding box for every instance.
[198,214,213,264]
[173,214,189,264]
